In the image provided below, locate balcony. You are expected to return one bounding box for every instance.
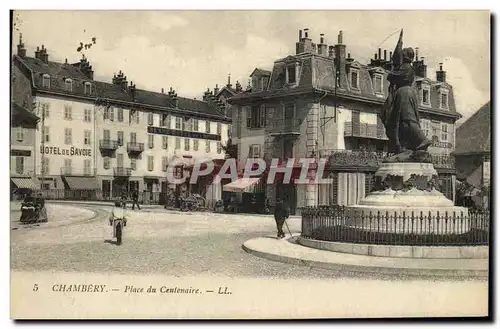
[127,142,145,154]
[431,140,453,149]
[268,118,301,136]
[344,122,387,140]
[113,167,132,177]
[60,167,97,176]
[99,139,119,151]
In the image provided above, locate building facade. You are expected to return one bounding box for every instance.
[229,28,461,213]
[12,36,231,203]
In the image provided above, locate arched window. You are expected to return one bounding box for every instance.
[64,78,72,92]
[42,74,50,88]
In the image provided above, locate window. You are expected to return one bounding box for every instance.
[130,158,137,171]
[217,123,222,135]
[84,108,92,122]
[374,75,383,94]
[130,132,137,144]
[148,112,154,126]
[184,138,190,151]
[130,110,139,124]
[421,85,430,105]
[441,124,448,142]
[162,136,168,149]
[64,105,72,120]
[42,158,49,174]
[117,131,124,146]
[103,129,110,140]
[193,139,199,151]
[84,130,91,145]
[64,159,72,175]
[103,157,110,170]
[109,107,114,122]
[350,70,359,89]
[205,140,211,153]
[175,117,182,130]
[287,66,296,84]
[103,107,109,120]
[148,134,154,149]
[84,82,92,95]
[421,119,430,137]
[205,121,211,133]
[64,78,72,92]
[117,108,124,122]
[182,119,190,131]
[42,74,50,88]
[162,114,170,127]
[42,103,50,118]
[247,106,266,129]
[43,126,50,142]
[15,157,24,175]
[16,127,24,142]
[440,91,449,109]
[84,159,92,176]
[64,128,72,145]
[175,137,181,149]
[217,142,222,154]
[249,144,261,158]
[162,156,168,172]
[193,119,199,132]
[147,156,154,171]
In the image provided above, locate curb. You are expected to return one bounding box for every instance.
[242,237,489,279]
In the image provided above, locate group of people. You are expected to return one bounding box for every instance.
[120,189,141,210]
[22,191,45,209]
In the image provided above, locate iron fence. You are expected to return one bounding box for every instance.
[301,205,489,246]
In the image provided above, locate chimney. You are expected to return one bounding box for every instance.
[227,74,232,88]
[346,53,353,64]
[299,29,303,41]
[17,33,26,58]
[378,48,382,61]
[328,45,334,58]
[129,81,136,100]
[334,30,347,89]
[172,93,179,108]
[214,84,219,95]
[302,28,313,53]
[161,88,164,93]
[168,87,175,97]
[415,47,419,61]
[374,53,377,60]
[296,29,306,54]
[318,34,328,56]
[121,75,128,90]
[35,46,40,60]
[436,62,446,83]
[39,45,49,63]
[235,80,242,92]
[384,49,387,61]
[414,57,427,78]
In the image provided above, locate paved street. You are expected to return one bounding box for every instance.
[11,202,485,281]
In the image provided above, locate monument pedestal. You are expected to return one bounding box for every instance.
[344,162,469,234]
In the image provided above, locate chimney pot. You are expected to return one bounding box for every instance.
[375,53,378,60]
[378,48,381,60]
[299,29,302,41]
[384,49,387,61]
[304,28,309,38]
[320,33,324,44]
[338,30,343,44]
[415,47,419,61]
[37,46,40,51]
[439,62,443,71]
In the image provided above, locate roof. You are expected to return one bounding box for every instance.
[11,102,40,124]
[454,102,491,154]
[229,52,460,119]
[250,68,272,77]
[14,55,230,122]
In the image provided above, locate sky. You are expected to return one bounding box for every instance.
[11,10,490,123]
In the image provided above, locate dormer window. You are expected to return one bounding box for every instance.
[64,78,72,92]
[84,82,92,95]
[350,69,359,89]
[42,74,50,88]
[440,90,449,110]
[373,74,383,94]
[420,83,431,106]
[287,65,296,84]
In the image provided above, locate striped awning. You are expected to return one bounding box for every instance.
[11,177,38,189]
[223,177,264,193]
[64,176,99,190]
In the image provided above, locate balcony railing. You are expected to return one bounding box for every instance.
[113,167,132,177]
[344,122,387,140]
[431,141,453,149]
[268,118,301,135]
[60,167,97,176]
[99,139,119,150]
[127,142,145,153]
[321,149,455,170]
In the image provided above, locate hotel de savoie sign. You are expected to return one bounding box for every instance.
[40,145,92,157]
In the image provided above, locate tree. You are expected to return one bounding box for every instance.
[221,138,238,159]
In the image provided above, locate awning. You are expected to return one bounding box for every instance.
[64,176,99,190]
[223,177,264,193]
[11,177,38,189]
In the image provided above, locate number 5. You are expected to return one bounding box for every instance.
[33,284,38,291]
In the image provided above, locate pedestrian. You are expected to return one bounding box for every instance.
[274,197,289,239]
[121,190,128,209]
[131,189,141,210]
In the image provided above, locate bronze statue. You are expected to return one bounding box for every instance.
[380,30,432,163]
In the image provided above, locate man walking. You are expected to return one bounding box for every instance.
[131,189,141,210]
[274,197,289,239]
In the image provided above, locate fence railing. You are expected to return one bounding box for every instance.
[301,205,489,246]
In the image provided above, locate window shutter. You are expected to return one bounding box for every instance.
[259,106,266,127]
[246,107,252,128]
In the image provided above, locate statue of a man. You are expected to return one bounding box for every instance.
[381,47,431,158]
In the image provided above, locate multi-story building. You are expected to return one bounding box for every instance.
[10,102,40,196]
[229,28,462,214]
[12,35,231,202]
